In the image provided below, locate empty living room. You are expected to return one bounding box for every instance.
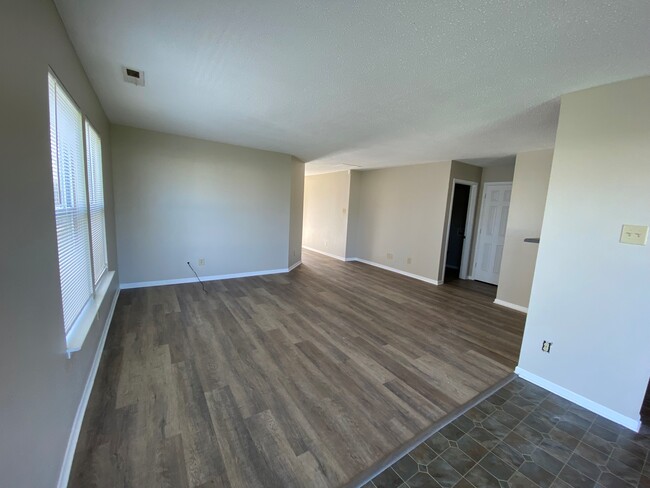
[2,1,650,487]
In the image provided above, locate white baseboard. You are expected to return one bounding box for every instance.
[302,246,348,262]
[57,287,120,488]
[120,267,290,289]
[515,367,641,432]
[494,298,528,314]
[288,260,302,271]
[351,258,441,285]
[303,248,441,285]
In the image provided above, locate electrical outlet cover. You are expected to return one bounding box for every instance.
[620,224,648,245]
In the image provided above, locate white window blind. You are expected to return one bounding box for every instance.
[85,122,108,284]
[48,73,93,333]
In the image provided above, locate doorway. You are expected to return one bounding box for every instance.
[443,180,478,283]
[473,182,512,285]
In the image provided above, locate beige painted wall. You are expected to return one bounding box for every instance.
[0,0,119,485]
[481,163,516,184]
[450,160,484,183]
[302,171,351,258]
[496,149,553,309]
[468,162,516,276]
[519,77,650,422]
[112,125,296,285]
[289,157,305,267]
[354,162,452,282]
[346,170,362,259]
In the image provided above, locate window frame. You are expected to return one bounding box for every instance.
[85,120,108,286]
[48,69,113,356]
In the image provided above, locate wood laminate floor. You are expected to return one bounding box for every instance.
[70,250,525,488]
[443,271,499,299]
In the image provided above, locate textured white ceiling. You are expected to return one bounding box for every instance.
[54,0,650,172]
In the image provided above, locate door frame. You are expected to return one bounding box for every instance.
[472,181,512,283]
[442,179,479,283]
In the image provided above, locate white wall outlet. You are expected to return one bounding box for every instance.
[542,340,552,353]
[198,258,205,266]
[620,224,648,245]
[407,257,412,264]
[387,252,393,260]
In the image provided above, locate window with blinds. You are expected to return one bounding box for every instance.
[48,73,108,334]
[85,122,107,284]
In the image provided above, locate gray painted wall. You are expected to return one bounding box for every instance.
[112,125,298,285]
[0,0,119,486]
[346,170,362,259]
[303,171,351,258]
[353,162,452,282]
[481,163,516,184]
[289,157,305,267]
[519,77,650,422]
[496,149,553,309]
[305,162,463,282]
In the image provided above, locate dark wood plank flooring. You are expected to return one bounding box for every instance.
[443,269,499,299]
[69,250,525,488]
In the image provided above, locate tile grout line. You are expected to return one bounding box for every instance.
[355,374,517,488]
[423,380,524,487]
[408,384,547,487]
[479,387,551,487]
[497,387,585,487]
[465,385,578,486]
[487,382,644,487]
[373,378,648,488]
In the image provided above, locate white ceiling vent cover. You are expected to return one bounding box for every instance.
[122,67,145,86]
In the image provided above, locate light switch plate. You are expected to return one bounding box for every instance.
[620,224,648,245]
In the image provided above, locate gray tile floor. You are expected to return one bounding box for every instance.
[363,378,650,488]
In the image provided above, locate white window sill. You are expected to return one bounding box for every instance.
[65,270,115,358]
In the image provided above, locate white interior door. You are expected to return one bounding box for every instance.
[474,182,512,285]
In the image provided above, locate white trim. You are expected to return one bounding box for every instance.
[288,260,302,271]
[515,367,641,433]
[442,179,479,283]
[352,374,516,488]
[472,181,513,285]
[302,246,349,262]
[352,258,441,285]
[120,267,290,289]
[65,271,115,355]
[57,287,120,488]
[460,182,478,280]
[494,298,528,313]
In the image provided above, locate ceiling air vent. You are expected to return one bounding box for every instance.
[122,67,145,86]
